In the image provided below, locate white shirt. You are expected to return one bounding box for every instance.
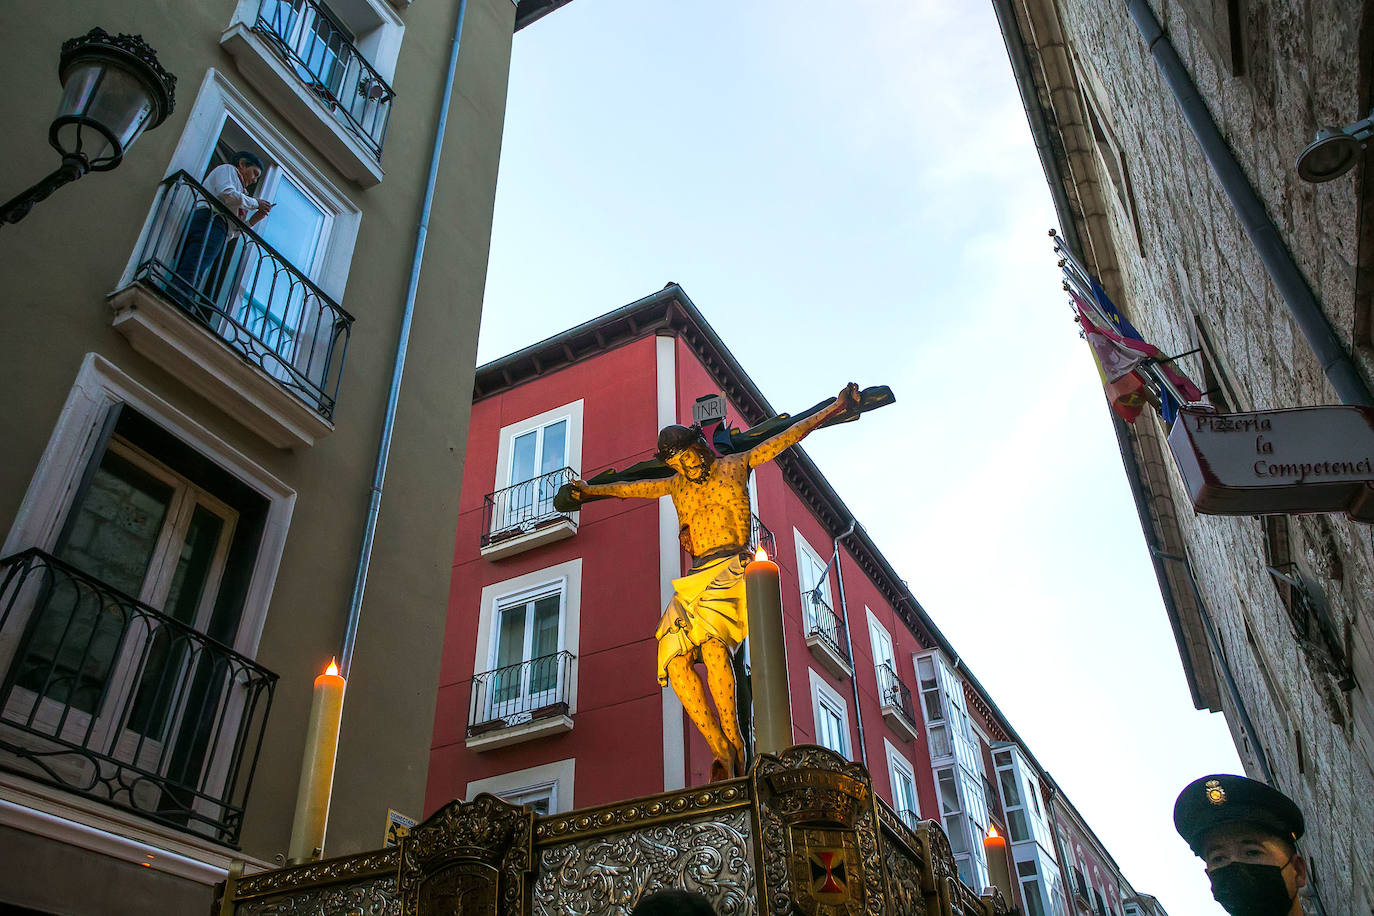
[203,163,259,219]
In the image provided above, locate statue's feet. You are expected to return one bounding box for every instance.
[709,758,730,783]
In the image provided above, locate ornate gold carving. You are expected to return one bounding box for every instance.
[750,746,884,916]
[536,779,749,844]
[913,819,954,916]
[233,849,401,900]
[879,838,927,916]
[532,808,755,916]
[235,877,402,915]
[399,793,534,916]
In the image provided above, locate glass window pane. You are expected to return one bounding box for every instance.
[540,420,567,476]
[495,604,526,669]
[511,431,537,485]
[163,505,225,624]
[58,450,173,595]
[999,769,1021,806]
[255,176,325,271]
[1009,808,1030,842]
[532,595,560,659]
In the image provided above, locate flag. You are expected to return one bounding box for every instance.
[1084,281,1202,423]
[1075,298,1152,422]
[1073,289,1204,424]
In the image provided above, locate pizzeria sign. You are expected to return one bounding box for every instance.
[1167,405,1374,521]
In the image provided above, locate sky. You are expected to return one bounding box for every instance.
[474,1,1243,913]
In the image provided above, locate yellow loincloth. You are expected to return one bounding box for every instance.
[655,553,749,686]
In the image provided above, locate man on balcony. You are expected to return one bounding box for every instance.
[172,151,273,313]
[564,382,877,782]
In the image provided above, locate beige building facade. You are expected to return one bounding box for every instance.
[0,0,553,911]
[996,0,1374,913]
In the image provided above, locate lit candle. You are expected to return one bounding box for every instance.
[288,658,346,863]
[744,547,793,755]
[983,824,1013,901]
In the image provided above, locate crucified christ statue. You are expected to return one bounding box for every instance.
[563,382,869,782]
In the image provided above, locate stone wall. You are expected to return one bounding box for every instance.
[1008,0,1374,911]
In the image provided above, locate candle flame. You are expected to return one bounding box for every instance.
[755,547,768,562]
[986,825,999,840]
[325,658,339,677]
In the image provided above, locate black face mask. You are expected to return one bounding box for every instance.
[1209,861,1295,916]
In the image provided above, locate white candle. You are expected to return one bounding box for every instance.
[288,658,346,863]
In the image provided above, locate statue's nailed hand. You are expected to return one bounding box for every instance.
[567,479,588,503]
[837,382,861,412]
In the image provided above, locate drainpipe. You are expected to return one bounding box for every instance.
[1127,0,1374,408]
[340,0,470,677]
[829,520,868,769]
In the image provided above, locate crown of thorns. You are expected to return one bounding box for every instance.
[656,424,708,460]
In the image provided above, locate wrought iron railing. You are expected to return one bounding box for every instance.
[876,662,917,727]
[748,514,776,558]
[804,592,849,664]
[0,549,277,847]
[895,807,920,831]
[467,651,574,737]
[253,0,395,158]
[130,171,354,420]
[481,467,578,548]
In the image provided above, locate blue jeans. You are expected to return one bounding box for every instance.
[172,208,231,319]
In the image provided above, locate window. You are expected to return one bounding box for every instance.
[916,655,950,758]
[1191,314,1241,412]
[809,669,850,757]
[884,739,919,827]
[0,358,291,843]
[1018,860,1047,916]
[1176,0,1246,74]
[466,758,575,815]
[491,586,563,705]
[795,532,833,622]
[499,780,557,816]
[469,559,582,747]
[483,402,583,556]
[221,0,405,181]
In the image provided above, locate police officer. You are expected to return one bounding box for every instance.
[1173,774,1307,916]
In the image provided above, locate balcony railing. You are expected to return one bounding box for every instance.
[131,171,354,420]
[876,662,917,726]
[254,0,395,158]
[482,467,578,548]
[467,651,574,737]
[0,549,277,847]
[805,592,849,664]
[748,514,776,558]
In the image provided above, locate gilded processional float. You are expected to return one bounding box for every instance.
[214,384,1011,916]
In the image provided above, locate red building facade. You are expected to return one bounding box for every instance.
[428,286,1158,916]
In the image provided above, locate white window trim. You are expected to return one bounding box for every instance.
[465,757,575,815]
[883,738,919,819]
[474,559,582,715]
[792,529,833,609]
[486,580,566,673]
[866,608,894,669]
[120,69,361,302]
[808,668,850,758]
[492,399,584,493]
[1,353,295,663]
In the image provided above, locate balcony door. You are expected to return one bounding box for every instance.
[489,588,562,722]
[2,438,237,781]
[797,538,832,630]
[502,418,568,531]
[236,170,332,382]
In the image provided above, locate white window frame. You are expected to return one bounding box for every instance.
[883,738,919,821]
[1,354,295,665]
[121,70,362,304]
[466,757,575,815]
[866,609,895,670]
[473,559,582,716]
[492,400,584,494]
[808,668,850,758]
[793,529,833,620]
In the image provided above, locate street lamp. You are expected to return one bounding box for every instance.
[0,28,176,226]
[1296,110,1374,183]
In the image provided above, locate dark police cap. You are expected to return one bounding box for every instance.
[1173,774,1304,857]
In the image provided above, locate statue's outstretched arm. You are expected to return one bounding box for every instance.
[576,477,672,500]
[747,383,860,468]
